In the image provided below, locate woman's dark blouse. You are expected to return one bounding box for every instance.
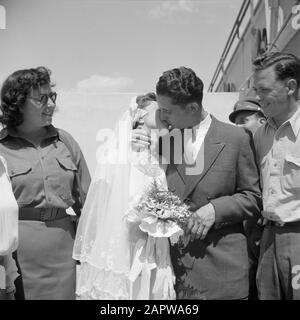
[0,125,91,214]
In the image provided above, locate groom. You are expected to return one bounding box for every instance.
[133,67,262,300]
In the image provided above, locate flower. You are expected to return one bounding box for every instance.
[126,179,192,244]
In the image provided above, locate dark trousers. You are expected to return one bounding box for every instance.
[244,220,263,300]
[12,251,25,300]
[257,222,300,300]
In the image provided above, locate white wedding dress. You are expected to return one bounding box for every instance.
[0,156,19,295]
[73,101,172,300]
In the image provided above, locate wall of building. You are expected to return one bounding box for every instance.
[215,0,300,97]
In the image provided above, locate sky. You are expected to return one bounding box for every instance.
[0,0,242,172]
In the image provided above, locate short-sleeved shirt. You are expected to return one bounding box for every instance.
[0,125,91,215]
[254,106,300,223]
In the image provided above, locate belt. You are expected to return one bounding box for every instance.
[214,222,244,233]
[19,208,68,221]
[266,220,300,228]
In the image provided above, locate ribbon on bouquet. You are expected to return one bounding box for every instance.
[152,237,176,300]
[128,235,176,300]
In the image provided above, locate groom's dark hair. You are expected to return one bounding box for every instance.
[156,67,204,107]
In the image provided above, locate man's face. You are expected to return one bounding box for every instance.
[253,66,289,120]
[234,111,265,134]
[157,94,196,129]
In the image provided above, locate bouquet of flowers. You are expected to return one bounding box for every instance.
[126,179,193,300]
[127,179,192,243]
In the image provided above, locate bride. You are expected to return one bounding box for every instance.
[73,93,174,300]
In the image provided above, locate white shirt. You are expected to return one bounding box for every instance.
[254,105,300,223]
[184,113,212,165]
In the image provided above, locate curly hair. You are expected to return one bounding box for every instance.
[253,52,300,89]
[156,67,204,107]
[0,66,53,129]
[136,92,156,109]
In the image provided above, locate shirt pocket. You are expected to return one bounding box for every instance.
[56,157,78,206]
[8,164,33,205]
[284,154,300,189]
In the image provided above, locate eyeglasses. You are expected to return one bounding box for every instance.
[27,92,57,106]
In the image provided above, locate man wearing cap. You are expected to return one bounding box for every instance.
[229,97,266,300]
[229,97,266,135]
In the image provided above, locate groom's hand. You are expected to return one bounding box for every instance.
[186,203,215,241]
[131,129,151,151]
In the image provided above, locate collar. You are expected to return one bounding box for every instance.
[0,125,58,141]
[195,112,211,131]
[266,104,300,137]
[288,105,300,138]
[192,112,211,140]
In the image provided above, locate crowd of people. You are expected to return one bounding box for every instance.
[0,51,300,300]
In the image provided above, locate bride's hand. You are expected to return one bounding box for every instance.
[131,129,151,151]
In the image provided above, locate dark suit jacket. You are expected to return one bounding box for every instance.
[166,116,262,300]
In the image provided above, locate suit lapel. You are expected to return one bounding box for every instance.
[181,117,225,200]
[175,162,186,183]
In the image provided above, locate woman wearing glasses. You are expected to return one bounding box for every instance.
[0,67,91,299]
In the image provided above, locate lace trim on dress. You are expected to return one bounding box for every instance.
[76,262,130,300]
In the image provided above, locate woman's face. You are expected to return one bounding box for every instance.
[142,101,168,130]
[21,84,56,129]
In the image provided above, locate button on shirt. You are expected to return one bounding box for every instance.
[254,106,300,223]
[0,126,91,213]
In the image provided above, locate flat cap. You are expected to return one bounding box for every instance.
[229,97,263,123]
